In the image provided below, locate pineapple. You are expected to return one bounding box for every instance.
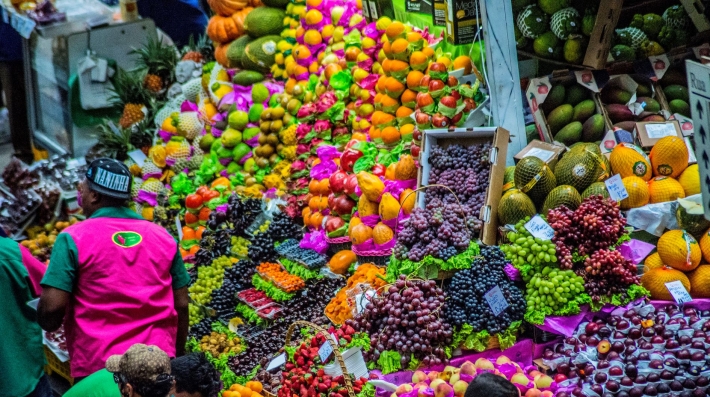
[129,118,155,155]
[94,121,135,160]
[181,35,214,64]
[111,69,151,128]
[132,37,178,94]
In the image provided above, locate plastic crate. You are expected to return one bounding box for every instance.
[43,345,73,385]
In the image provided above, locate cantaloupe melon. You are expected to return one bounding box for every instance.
[687,265,710,298]
[641,267,690,300]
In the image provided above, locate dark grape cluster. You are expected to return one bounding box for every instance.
[350,276,452,367]
[276,239,327,269]
[211,261,256,319]
[579,249,639,302]
[393,199,470,261]
[269,212,302,242]
[548,195,627,269]
[188,318,213,340]
[227,195,263,234]
[248,232,277,263]
[444,246,526,333]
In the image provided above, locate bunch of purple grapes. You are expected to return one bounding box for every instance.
[579,249,639,302]
[349,276,452,367]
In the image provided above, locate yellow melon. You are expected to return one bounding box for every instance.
[619,176,650,210]
[609,143,652,181]
[677,164,701,196]
[641,267,690,300]
[643,252,664,272]
[700,227,710,263]
[649,136,688,178]
[657,229,702,271]
[687,265,710,298]
[647,176,685,204]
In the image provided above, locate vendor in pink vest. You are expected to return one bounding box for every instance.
[38,158,190,381]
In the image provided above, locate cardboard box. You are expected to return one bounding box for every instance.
[432,0,446,26]
[584,0,624,69]
[680,0,710,33]
[405,0,432,15]
[634,120,683,150]
[444,0,481,45]
[514,140,566,169]
[417,127,509,245]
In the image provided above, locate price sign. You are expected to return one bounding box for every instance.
[266,353,286,371]
[175,217,183,240]
[484,286,509,316]
[605,174,629,202]
[665,281,692,304]
[127,149,148,165]
[524,215,555,240]
[318,340,333,363]
[355,290,376,314]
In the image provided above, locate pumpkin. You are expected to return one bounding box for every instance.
[328,250,357,274]
[373,223,394,245]
[379,193,401,220]
[400,189,416,215]
[358,195,378,217]
[207,0,248,16]
[395,154,417,180]
[356,172,385,202]
[350,223,373,245]
[207,14,242,43]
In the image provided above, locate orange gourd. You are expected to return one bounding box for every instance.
[348,217,362,236]
[373,222,394,245]
[207,14,242,44]
[207,0,247,16]
[350,223,373,245]
[328,250,357,274]
[214,43,230,67]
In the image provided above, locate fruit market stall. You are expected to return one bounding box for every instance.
[2,0,710,395]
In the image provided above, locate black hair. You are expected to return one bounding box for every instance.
[97,193,129,208]
[171,352,222,397]
[118,373,173,397]
[464,372,519,397]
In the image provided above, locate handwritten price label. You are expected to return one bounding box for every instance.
[484,286,509,316]
[524,215,555,240]
[266,353,286,371]
[318,341,333,363]
[665,281,692,305]
[605,174,629,202]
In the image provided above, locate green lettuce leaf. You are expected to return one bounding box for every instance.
[377,350,402,374]
[252,274,296,302]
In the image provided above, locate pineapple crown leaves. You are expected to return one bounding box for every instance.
[94,120,136,159]
[110,68,154,107]
[180,34,215,63]
[129,117,156,149]
[131,36,178,80]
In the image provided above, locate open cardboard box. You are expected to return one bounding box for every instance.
[526,70,608,144]
[599,74,672,134]
[680,0,710,33]
[417,127,509,245]
[634,120,683,150]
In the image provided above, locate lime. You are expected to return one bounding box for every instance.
[251,83,270,104]
[228,110,249,130]
[249,104,264,124]
[232,142,251,162]
[243,127,260,141]
[199,133,215,152]
[221,128,243,148]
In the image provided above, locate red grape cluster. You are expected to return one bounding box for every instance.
[579,249,639,302]
[548,195,627,269]
[350,276,452,367]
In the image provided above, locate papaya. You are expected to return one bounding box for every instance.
[357,172,385,202]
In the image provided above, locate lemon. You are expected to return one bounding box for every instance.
[643,252,664,271]
[677,164,701,196]
[649,136,688,178]
[657,229,702,272]
[648,176,685,204]
[641,267,690,300]
[619,176,650,209]
[228,110,249,131]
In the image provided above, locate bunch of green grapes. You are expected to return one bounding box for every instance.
[188,256,233,305]
[255,220,271,234]
[230,236,250,258]
[189,303,203,326]
[501,217,557,268]
[526,265,585,313]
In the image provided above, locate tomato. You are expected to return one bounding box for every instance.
[198,206,211,221]
[195,226,206,240]
[184,212,199,226]
[371,163,386,177]
[180,247,189,258]
[196,186,210,197]
[182,227,195,240]
[201,189,220,202]
[210,177,231,189]
[185,194,203,210]
[188,245,200,255]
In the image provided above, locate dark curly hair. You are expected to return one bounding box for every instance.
[464,372,519,397]
[116,373,174,397]
[171,352,222,397]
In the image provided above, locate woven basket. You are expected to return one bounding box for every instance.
[326,235,352,255]
[284,321,357,397]
[43,345,74,385]
[351,244,391,266]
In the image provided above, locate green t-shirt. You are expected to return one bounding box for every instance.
[63,369,121,397]
[41,207,190,292]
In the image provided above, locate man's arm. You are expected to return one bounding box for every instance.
[174,286,189,356]
[38,286,70,331]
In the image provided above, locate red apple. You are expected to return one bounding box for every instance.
[415,110,431,125]
[419,75,431,91]
[447,75,458,87]
[325,216,345,232]
[439,95,457,109]
[343,174,359,195]
[429,62,447,73]
[332,195,356,216]
[553,374,568,383]
[451,90,461,101]
[428,79,445,93]
[371,163,386,177]
[328,192,336,209]
[451,112,463,125]
[413,129,422,141]
[410,143,421,157]
[431,113,450,128]
[329,170,348,193]
[463,98,476,112]
[416,92,435,108]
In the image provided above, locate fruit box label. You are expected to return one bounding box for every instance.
[405,0,432,15]
[484,285,508,316]
[432,0,446,26]
[644,123,678,139]
[523,147,556,163]
[665,280,692,304]
[444,0,479,45]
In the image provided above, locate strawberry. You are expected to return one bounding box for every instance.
[334,375,344,384]
[285,363,295,370]
[318,383,329,393]
[337,388,349,396]
[354,387,361,393]
[343,325,355,335]
[309,386,317,396]
[317,369,325,377]
[297,357,305,367]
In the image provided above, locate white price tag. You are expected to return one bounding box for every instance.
[605,174,629,202]
[175,217,183,240]
[318,340,333,363]
[355,290,376,314]
[666,281,692,304]
[127,149,148,165]
[484,286,509,316]
[524,215,555,241]
[523,147,555,163]
[266,353,286,371]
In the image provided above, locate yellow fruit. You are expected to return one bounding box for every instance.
[358,195,379,217]
[643,252,664,271]
[373,222,394,245]
[400,189,416,215]
[394,154,417,180]
[647,176,685,203]
[619,176,650,210]
[657,229,702,271]
[379,192,401,220]
[609,143,652,181]
[649,136,688,178]
[677,164,701,196]
[700,228,710,263]
[357,172,385,202]
[641,267,690,300]
[687,265,710,298]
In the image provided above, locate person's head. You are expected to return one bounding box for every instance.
[79,158,132,216]
[107,344,175,397]
[464,372,520,397]
[170,352,221,397]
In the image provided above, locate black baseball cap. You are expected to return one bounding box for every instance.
[85,158,132,199]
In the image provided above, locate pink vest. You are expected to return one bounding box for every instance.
[63,217,177,377]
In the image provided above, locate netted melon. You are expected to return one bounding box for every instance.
[581,181,610,199]
[542,185,582,215]
[554,145,606,193]
[641,267,690,300]
[517,5,549,39]
[503,166,516,192]
[498,189,537,226]
[688,266,710,298]
[514,156,557,207]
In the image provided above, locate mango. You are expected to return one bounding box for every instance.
[540,84,565,114]
[572,99,596,122]
[554,121,582,146]
[613,121,636,131]
[582,114,605,142]
[636,97,660,113]
[660,69,687,88]
[670,99,690,117]
[642,114,666,122]
[635,82,652,97]
[565,84,587,106]
[606,104,634,123]
[547,104,573,134]
[664,84,689,102]
[601,87,632,105]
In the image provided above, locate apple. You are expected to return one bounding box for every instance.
[410,143,420,157]
[329,171,348,193]
[419,75,431,91]
[431,113,450,128]
[463,98,476,112]
[428,79,445,93]
[396,384,413,396]
[474,358,494,370]
[343,174,358,196]
[524,389,542,397]
[325,216,345,233]
[451,112,463,125]
[453,381,468,397]
[429,62,447,73]
[447,75,459,87]
[439,95,457,109]
[416,92,435,109]
[413,129,422,141]
[433,382,453,397]
[429,379,445,390]
[427,371,439,382]
[460,361,476,375]
[553,373,567,383]
[510,373,530,388]
[412,370,427,384]
[332,195,355,216]
[450,90,461,101]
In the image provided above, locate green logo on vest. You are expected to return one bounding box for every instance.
[112,231,142,248]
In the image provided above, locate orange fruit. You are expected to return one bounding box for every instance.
[189,245,200,255]
[391,38,409,54]
[382,40,392,58]
[406,70,424,90]
[240,388,253,397]
[247,381,263,393]
[400,89,417,108]
[198,207,211,221]
[376,75,387,93]
[384,77,405,98]
[379,95,400,112]
[305,9,324,25]
[388,60,410,74]
[318,178,330,195]
[422,46,435,59]
[302,207,312,221]
[309,178,321,194]
[409,51,428,71]
[180,247,188,257]
[381,126,401,144]
[396,106,414,118]
[304,29,322,45]
[310,212,324,229]
[437,56,452,69]
[184,212,198,226]
[407,31,423,43]
[182,227,196,240]
[400,124,415,139]
[352,132,368,141]
[453,55,473,74]
[195,226,206,240]
[385,163,397,180]
[369,127,382,140]
[385,21,406,40]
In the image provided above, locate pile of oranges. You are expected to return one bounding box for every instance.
[222,381,264,397]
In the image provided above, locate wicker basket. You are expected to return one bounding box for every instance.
[326,235,352,256]
[351,245,391,266]
[43,345,74,385]
[284,321,357,397]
